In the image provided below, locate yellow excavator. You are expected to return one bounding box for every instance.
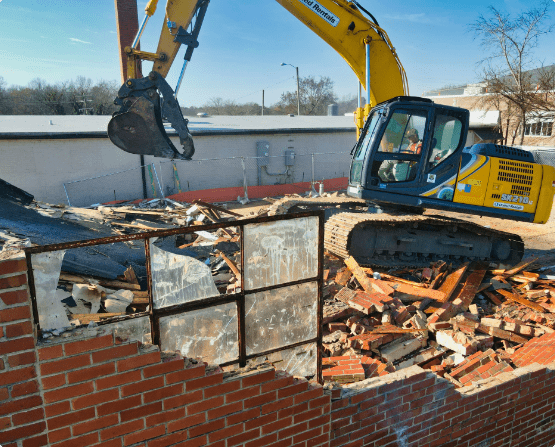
[107,0,555,267]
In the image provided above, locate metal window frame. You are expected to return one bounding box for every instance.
[24,210,325,382]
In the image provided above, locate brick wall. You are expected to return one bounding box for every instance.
[3,256,555,447]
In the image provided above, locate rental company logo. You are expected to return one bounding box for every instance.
[296,0,340,27]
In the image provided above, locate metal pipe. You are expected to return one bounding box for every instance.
[296,66,301,116]
[132,14,150,49]
[175,60,189,96]
[151,163,165,198]
[365,39,371,106]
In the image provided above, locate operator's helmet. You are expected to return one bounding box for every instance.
[407,128,419,139]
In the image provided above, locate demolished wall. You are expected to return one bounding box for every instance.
[3,257,555,446]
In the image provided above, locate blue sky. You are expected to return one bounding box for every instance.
[0,0,553,107]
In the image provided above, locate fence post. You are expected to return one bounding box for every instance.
[241,157,249,202]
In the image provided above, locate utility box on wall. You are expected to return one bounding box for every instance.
[285,150,296,167]
[256,141,270,167]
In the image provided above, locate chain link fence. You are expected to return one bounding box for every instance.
[63,152,352,207]
[63,164,163,208]
[512,145,555,167]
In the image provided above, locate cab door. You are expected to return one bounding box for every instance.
[364,105,432,195]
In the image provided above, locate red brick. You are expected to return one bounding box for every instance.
[0,326,3,338]
[0,336,34,355]
[96,370,141,390]
[47,407,95,430]
[144,383,183,403]
[8,350,36,367]
[245,391,278,409]
[48,427,71,444]
[164,389,203,410]
[91,343,138,364]
[165,365,205,384]
[227,428,261,446]
[142,357,184,378]
[0,258,27,275]
[242,370,276,387]
[187,395,224,415]
[278,421,308,439]
[262,417,293,435]
[0,305,31,324]
[0,394,42,416]
[11,379,39,398]
[44,382,94,404]
[0,421,46,445]
[40,354,90,376]
[226,385,260,403]
[204,380,241,399]
[22,433,49,447]
[97,395,142,416]
[72,388,120,410]
[261,396,294,415]
[208,424,244,442]
[121,402,162,422]
[65,335,113,356]
[0,366,36,386]
[147,431,192,447]
[45,401,71,418]
[187,418,224,438]
[0,387,8,402]
[12,407,44,425]
[100,419,144,441]
[146,407,185,426]
[245,412,277,431]
[117,351,160,372]
[277,381,309,399]
[245,433,279,447]
[123,425,165,446]
[121,376,164,397]
[208,401,242,420]
[0,274,27,290]
[73,414,119,436]
[6,320,33,338]
[227,408,260,426]
[90,440,122,447]
[67,362,116,384]
[0,289,29,306]
[38,344,63,361]
[261,375,295,393]
[51,432,98,447]
[185,372,223,391]
[167,413,206,433]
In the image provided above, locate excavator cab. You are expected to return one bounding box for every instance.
[348,96,469,210]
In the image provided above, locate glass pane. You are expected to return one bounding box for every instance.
[248,343,317,378]
[159,303,238,365]
[150,239,219,309]
[428,114,463,169]
[243,217,318,290]
[377,111,426,154]
[354,112,380,161]
[110,316,151,344]
[245,282,318,356]
[374,159,419,183]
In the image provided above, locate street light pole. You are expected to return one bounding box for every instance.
[281,63,301,115]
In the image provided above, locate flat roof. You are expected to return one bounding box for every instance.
[0,115,356,139]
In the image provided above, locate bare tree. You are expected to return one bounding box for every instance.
[276,76,337,115]
[470,1,555,144]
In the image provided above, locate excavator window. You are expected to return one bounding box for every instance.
[427,113,464,170]
[373,110,427,183]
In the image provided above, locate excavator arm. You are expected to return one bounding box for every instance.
[108,0,408,160]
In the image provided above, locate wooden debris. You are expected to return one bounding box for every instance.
[496,289,545,313]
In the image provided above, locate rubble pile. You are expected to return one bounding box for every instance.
[321,254,555,388]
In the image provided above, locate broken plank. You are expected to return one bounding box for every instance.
[59,273,141,291]
[345,256,393,295]
[192,199,242,217]
[371,327,428,334]
[217,250,241,278]
[436,263,469,303]
[123,266,139,285]
[483,291,504,306]
[70,312,125,323]
[379,273,429,288]
[496,289,545,313]
[502,257,539,278]
[390,283,446,301]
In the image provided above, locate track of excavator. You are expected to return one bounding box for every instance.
[324,212,524,269]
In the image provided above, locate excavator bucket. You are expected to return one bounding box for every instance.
[108,76,195,160]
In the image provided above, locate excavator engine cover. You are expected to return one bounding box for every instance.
[108,73,194,160]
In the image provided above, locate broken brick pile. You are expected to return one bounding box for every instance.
[321,253,555,390]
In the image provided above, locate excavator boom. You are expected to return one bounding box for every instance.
[108,0,408,160]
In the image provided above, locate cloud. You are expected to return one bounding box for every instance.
[69,38,92,44]
[382,13,434,24]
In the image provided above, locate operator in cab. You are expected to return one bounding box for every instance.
[403,128,422,155]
